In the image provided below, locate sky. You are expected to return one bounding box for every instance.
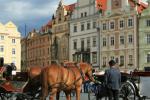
[0,0,76,37]
[0,0,148,37]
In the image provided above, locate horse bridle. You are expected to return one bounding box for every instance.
[76,64,94,82]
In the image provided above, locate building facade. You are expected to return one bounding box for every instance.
[26,30,51,67]
[0,21,21,71]
[51,1,75,63]
[21,37,27,71]
[99,0,139,70]
[139,1,150,70]
[69,0,101,69]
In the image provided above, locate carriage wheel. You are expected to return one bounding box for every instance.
[120,81,136,100]
[32,87,42,100]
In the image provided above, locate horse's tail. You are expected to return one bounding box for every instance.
[41,67,48,100]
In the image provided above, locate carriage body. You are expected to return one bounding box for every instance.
[0,70,42,100]
[132,71,150,99]
[91,71,150,100]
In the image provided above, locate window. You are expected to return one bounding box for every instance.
[0,45,4,52]
[103,38,106,47]
[93,21,96,29]
[110,37,115,46]
[147,54,150,63]
[84,12,87,17]
[93,37,96,47]
[81,24,84,31]
[129,55,133,64]
[147,34,150,44]
[146,20,150,27]
[81,13,83,18]
[12,39,16,44]
[115,58,119,63]
[128,18,133,27]
[0,36,4,40]
[111,56,115,60]
[12,48,15,54]
[87,22,91,30]
[87,38,90,48]
[120,36,125,45]
[103,23,107,30]
[81,39,84,51]
[74,25,77,32]
[103,57,107,65]
[110,21,115,29]
[128,35,133,44]
[92,52,97,63]
[73,41,77,49]
[120,56,124,65]
[119,20,124,28]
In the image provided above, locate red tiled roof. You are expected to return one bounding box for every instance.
[129,0,148,14]
[96,0,107,11]
[64,3,76,12]
[46,20,52,28]
[40,20,52,33]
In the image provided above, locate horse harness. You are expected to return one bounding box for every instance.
[49,64,87,91]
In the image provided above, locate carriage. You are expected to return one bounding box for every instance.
[0,62,150,100]
[0,67,41,100]
[87,70,150,100]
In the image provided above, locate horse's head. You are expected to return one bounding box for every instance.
[79,63,95,82]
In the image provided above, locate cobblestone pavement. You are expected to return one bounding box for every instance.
[46,92,124,100]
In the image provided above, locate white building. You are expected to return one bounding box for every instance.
[0,21,21,71]
[69,0,100,69]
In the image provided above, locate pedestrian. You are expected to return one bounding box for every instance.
[104,60,121,100]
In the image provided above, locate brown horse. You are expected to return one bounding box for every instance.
[41,62,95,100]
[23,66,42,93]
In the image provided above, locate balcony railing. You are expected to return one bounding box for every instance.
[75,48,90,53]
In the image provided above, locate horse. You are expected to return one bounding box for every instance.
[41,62,95,100]
[23,66,43,96]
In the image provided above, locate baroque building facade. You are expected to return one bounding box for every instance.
[99,0,139,70]
[69,0,102,69]
[21,37,27,71]
[51,1,75,63]
[0,21,21,71]
[26,30,51,67]
[139,1,150,70]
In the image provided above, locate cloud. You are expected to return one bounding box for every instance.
[0,0,76,36]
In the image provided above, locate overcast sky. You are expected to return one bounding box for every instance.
[0,0,76,37]
[0,0,148,37]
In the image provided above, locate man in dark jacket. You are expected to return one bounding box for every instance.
[105,60,121,100]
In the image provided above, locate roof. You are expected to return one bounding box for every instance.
[129,0,148,14]
[40,20,52,33]
[64,3,76,12]
[5,21,17,28]
[96,0,107,11]
[96,0,148,14]
[46,20,52,28]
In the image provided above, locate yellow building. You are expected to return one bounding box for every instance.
[0,21,21,71]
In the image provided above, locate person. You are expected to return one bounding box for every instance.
[11,63,16,70]
[104,60,121,100]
